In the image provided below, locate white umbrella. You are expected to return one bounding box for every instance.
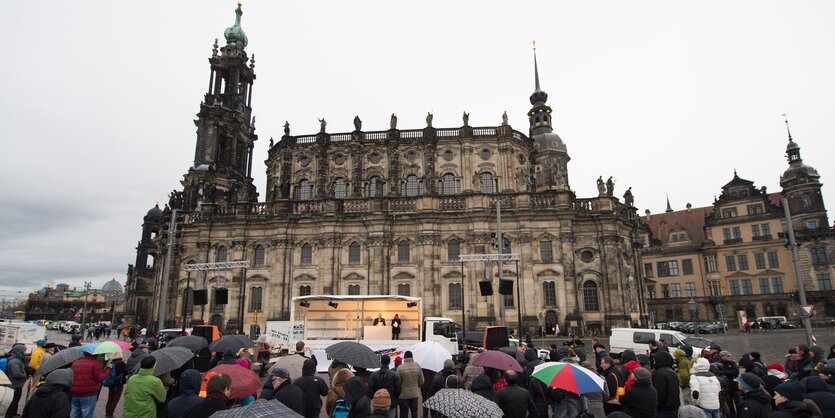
[407,340,452,372]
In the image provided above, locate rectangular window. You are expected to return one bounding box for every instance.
[670,283,681,298]
[348,284,361,295]
[250,287,263,311]
[818,274,832,291]
[709,281,722,296]
[812,247,829,265]
[540,241,553,263]
[747,204,763,215]
[647,285,656,299]
[807,220,818,230]
[685,282,696,297]
[657,261,679,277]
[759,278,771,294]
[299,285,311,297]
[644,263,654,278]
[543,281,557,306]
[503,292,515,308]
[397,242,410,263]
[661,284,670,298]
[754,253,766,269]
[705,256,717,273]
[738,254,749,270]
[761,224,771,236]
[742,279,753,295]
[733,227,742,239]
[397,283,411,297]
[723,228,732,241]
[682,259,693,275]
[751,224,760,237]
[725,255,737,271]
[722,208,738,218]
[349,243,361,264]
[768,252,780,268]
[772,277,784,293]
[448,283,462,309]
[730,280,740,296]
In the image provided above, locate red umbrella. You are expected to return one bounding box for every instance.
[208,364,262,399]
[471,350,523,372]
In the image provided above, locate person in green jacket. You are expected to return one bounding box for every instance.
[675,348,693,405]
[123,355,166,418]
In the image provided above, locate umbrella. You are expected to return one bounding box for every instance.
[424,388,503,418]
[210,398,304,418]
[499,347,528,368]
[531,361,606,395]
[267,354,306,381]
[407,341,452,372]
[37,347,84,376]
[93,341,124,355]
[209,364,262,399]
[168,335,208,352]
[325,341,381,369]
[110,340,133,351]
[133,346,195,376]
[75,342,102,354]
[471,350,523,372]
[0,370,10,386]
[208,335,254,353]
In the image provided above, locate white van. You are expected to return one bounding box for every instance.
[609,328,713,359]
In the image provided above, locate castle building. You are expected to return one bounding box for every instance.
[640,132,834,326]
[124,4,648,335]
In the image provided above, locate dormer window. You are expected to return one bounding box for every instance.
[722,208,738,219]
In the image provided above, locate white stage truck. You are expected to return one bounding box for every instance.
[265,295,459,372]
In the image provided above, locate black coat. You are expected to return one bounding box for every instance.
[653,352,681,412]
[295,359,329,418]
[368,366,401,404]
[620,379,658,418]
[21,383,72,418]
[739,389,773,418]
[528,375,551,418]
[496,383,538,418]
[804,376,835,418]
[768,401,816,418]
[428,367,456,399]
[344,377,372,418]
[274,379,306,416]
[472,374,497,402]
[182,395,229,418]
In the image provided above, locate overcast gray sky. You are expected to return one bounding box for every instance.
[1,1,833,295]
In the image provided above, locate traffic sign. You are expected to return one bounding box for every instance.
[801,305,814,317]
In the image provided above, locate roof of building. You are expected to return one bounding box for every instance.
[641,205,711,248]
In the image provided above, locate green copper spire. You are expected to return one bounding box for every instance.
[223,2,248,48]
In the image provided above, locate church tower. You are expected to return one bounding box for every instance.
[124,203,163,325]
[528,49,571,192]
[181,3,258,210]
[779,120,828,231]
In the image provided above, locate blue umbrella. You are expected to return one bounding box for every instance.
[75,342,102,354]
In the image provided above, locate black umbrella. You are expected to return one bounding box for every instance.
[325,341,381,369]
[132,346,194,376]
[208,335,254,353]
[167,335,208,352]
[210,399,304,418]
[36,347,84,376]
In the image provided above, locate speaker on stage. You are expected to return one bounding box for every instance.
[499,279,514,295]
[215,288,228,305]
[479,281,493,296]
[193,289,208,305]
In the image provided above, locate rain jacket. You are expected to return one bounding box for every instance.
[739,387,773,418]
[28,346,45,372]
[396,358,424,399]
[166,369,203,418]
[326,368,355,417]
[123,365,166,418]
[803,376,835,418]
[21,368,73,418]
[472,373,497,402]
[344,377,372,418]
[126,349,148,374]
[295,359,329,418]
[70,353,111,396]
[769,401,816,418]
[496,381,538,418]
[462,352,485,390]
[620,378,658,418]
[675,348,692,388]
[6,344,28,389]
[274,378,305,416]
[653,351,681,412]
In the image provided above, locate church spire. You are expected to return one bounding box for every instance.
[783,114,802,163]
[665,195,673,213]
[529,42,548,106]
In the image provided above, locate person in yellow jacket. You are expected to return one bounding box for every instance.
[28,338,48,371]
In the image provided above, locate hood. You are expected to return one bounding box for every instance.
[45,368,74,388]
[343,377,367,406]
[179,369,203,395]
[10,344,26,359]
[744,388,772,405]
[332,368,355,388]
[138,366,156,376]
[302,358,316,376]
[678,405,708,418]
[674,349,687,360]
[620,350,636,364]
[692,358,711,373]
[654,351,674,369]
[777,401,815,417]
[524,348,538,362]
[130,350,147,359]
[802,375,830,393]
[471,374,493,392]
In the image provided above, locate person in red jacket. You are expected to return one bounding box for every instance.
[70,352,111,418]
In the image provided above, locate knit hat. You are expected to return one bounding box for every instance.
[443,359,455,370]
[371,389,391,410]
[404,351,413,359]
[270,368,290,379]
[738,372,762,392]
[394,356,403,366]
[632,367,651,382]
[718,351,731,358]
[775,380,805,402]
[140,355,156,369]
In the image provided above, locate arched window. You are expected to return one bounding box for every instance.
[333,177,348,199]
[254,245,265,267]
[216,246,227,262]
[481,172,494,193]
[348,284,361,295]
[299,285,311,297]
[297,179,312,200]
[442,173,457,195]
[448,239,460,262]
[300,244,312,266]
[397,283,411,297]
[366,176,382,197]
[405,175,420,197]
[583,281,600,312]
[398,241,410,263]
[448,283,462,309]
[349,242,361,264]
[543,281,556,306]
[250,286,263,311]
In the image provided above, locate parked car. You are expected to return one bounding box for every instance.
[609,328,711,359]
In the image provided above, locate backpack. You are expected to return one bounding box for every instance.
[331,398,350,418]
[103,363,125,387]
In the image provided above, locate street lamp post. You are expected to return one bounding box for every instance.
[80,281,91,328]
[688,298,698,336]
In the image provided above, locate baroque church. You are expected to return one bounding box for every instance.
[124,4,648,336]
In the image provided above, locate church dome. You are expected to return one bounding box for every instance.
[101,279,124,295]
[533,131,568,153]
[780,139,820,187]
[145,204,163,221]
[224,4,248,48]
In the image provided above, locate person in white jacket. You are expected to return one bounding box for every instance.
[690,358,722,418]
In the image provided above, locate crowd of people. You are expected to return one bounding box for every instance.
[2,331,835,418]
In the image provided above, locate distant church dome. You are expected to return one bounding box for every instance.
[145,204,163,221]
[102,279,124,295]
[781,139,820,188]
